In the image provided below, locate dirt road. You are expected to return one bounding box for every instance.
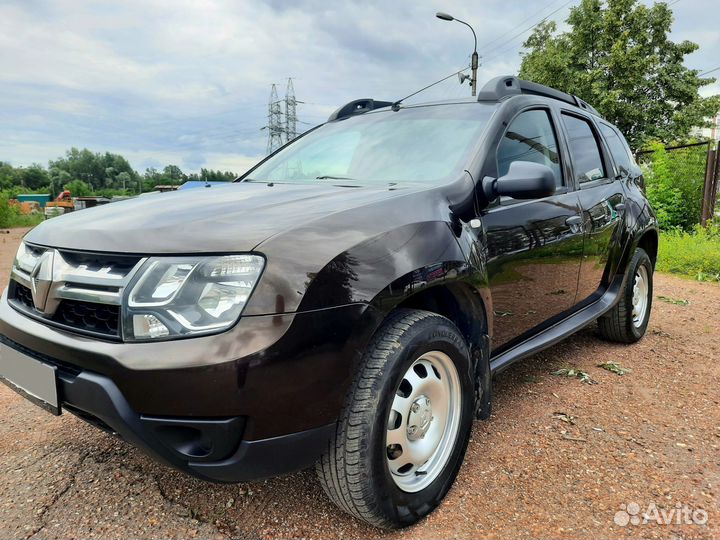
[0,228,718,539]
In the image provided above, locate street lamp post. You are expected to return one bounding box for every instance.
[436,12,479,96]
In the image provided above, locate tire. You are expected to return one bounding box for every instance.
[316,309,475,528]
[598,247,653,343]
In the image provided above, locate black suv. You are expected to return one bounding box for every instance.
[0,76,657,528]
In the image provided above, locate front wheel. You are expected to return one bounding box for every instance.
[598,247,653,343]
[316,309,475,528]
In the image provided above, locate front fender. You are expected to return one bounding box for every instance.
[246,220,474,314]
[303,221,469,310]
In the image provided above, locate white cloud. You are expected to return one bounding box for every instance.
[0,0,718,173]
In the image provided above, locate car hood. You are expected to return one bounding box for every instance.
[24,182,429,254]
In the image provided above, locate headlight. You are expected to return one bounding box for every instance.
[123,254,264,341]
[13,241,43,274]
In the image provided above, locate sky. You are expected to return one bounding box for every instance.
[1,0,718,175]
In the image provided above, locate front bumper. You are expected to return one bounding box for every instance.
[1,336,334,482]
[0,290,381,482]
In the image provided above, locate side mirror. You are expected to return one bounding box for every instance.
[483,161,556,200]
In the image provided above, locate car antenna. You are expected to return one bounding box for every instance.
[391,65,472,111]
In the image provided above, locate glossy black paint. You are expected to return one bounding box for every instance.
[575,183,626,304]
[481,192,584,351]
[0,290,381,439]
[0,90,658,482]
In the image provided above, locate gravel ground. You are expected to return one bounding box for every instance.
[0,228,718,539]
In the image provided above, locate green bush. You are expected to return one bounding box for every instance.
[0,193,44,229]
[657,222,720,282]
[63,179,93,197]
[642,142,707,230]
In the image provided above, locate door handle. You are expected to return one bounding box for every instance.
[565,215,583,226]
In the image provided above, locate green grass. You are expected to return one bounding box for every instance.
[657,225,720,283]
[3,213,44,228]
[0,195,45,229]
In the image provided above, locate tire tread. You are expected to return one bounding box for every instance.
[598,248,652,343]
[315,309,437,528]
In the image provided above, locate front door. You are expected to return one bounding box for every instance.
[480,108,584,352]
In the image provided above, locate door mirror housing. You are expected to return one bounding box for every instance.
[483,161,556,200]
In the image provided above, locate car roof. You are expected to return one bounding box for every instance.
[476,75,601,116]
[330,75,602,122]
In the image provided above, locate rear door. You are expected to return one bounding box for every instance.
[481,107,584,351]
[558,113,627,304]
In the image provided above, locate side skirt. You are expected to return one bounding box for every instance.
[489,272,626,375]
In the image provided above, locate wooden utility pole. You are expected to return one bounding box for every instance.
[713,142,720,221]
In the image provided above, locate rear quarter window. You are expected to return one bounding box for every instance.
[599,123,634,177]
[561,113,607,184]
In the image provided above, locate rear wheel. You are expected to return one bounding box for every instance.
[598,247,653,343]
[316,309,475,528]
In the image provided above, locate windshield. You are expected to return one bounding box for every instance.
[245,103,495,186]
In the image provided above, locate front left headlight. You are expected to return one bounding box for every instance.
[124,254,265,341]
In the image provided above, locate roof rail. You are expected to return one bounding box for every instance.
[477,75,602,117]
[328,98,394,121]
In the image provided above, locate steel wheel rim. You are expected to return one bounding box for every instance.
[386,351,462,493]
[632,265,649,328]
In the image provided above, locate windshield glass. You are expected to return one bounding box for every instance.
[246,103,495,186]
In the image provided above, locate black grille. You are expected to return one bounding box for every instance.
[58,250,141,275]
[52,300,120,337]
[10,281,120,339]
[13,282,34,309]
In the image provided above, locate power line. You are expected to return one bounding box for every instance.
[480,0,575,59]
[480,0,686,68]
[476,0,565,51]
[393,65,472,106]
[160,132,266,152]
[699,66,720,77]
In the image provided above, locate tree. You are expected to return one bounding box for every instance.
[0,161,20,190]
[49,167,71,196]
[519,0,720,148]
[188,168,237,182]
[2,149,238,196]
[0,162,50,192]
[162,165,186,184]
[142,165,186,191]
[49,148,139,191]
[116,171,132,191]
[19,164,50,190]
[63,179,93,197]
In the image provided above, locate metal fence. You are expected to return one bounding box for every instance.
[637,140,720,227]
[702,141,720,224]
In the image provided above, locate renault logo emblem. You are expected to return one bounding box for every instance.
[30,250,54,312]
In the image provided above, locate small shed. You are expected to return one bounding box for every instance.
[17,194,52,208]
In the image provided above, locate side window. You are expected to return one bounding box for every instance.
[497,109,563,187]
[561,113,606,184]
[599,123,632,177]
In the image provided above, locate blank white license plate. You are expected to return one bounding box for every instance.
[0,343,59,415]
